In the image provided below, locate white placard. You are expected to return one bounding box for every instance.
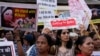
[44,17,78,30]
[37,0,57,9]
[0,41,16,56]
[38,9,55,22]
[68,0,92,29]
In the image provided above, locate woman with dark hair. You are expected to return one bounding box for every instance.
[89,32,100,56]
[1,7,14,27]
[36,34,53,56]
[28,34,54,56]
[53,29,73,56]
[75,36,94,56]
[92,33,100,51]
[22,33,36,53]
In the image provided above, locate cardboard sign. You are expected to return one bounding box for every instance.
[44,17,77,30]
[0,2,38,31]
[0,41,16,56]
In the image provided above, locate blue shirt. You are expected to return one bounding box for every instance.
[29,44,38,56]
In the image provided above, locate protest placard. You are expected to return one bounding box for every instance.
[37,0,57,9]
[44,17,77,30]
[0,2,38,31]
[38,9,55,23]
[0,41,16,56]
[68,0,92,29]
[37,0,57,25]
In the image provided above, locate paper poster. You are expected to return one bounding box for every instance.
[0,2,38,31]
[37,0,57,25]
[37,0,57,9]
[44,17,77,30]
[68,0,92,29]
[0,41,16,56]
[38,9,55,23]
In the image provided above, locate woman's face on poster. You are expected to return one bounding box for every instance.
[3,9,13,22]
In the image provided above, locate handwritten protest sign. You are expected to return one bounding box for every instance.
[0,41,16,56]
[38,9,55,23]
[37,0,57,9]
[44,17,77,30]
[68,0,92,29]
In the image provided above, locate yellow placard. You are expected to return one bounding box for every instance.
[0,27,4,30]
[91,19,100,24]
[38,22,44,26]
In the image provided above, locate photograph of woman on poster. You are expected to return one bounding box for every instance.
[1,7,14,28]
[1,6,37,30]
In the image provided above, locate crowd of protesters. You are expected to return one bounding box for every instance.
[0,24,100,56]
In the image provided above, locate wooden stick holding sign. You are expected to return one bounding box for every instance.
[90,20,100,39]
[85,11,100,39]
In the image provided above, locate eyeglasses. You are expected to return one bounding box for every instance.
[62,32,69,34]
